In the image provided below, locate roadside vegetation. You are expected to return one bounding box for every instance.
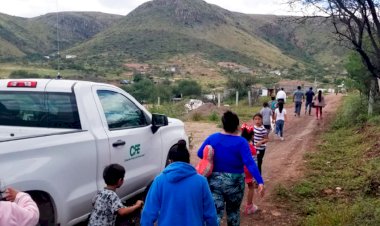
[274,94,380,225]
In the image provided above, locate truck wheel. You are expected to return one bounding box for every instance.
[28,191,56,226]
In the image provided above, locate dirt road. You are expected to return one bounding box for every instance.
[185,94,343,226]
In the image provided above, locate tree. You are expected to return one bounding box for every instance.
[226,73,256,96]
[289,0,380,114]
[173,80,202,97]
[123,79,156,103]
[345,52,372,95]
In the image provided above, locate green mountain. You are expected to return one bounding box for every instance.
[68,0,345,68]
[0,12,122,57]
[0,0,346,71]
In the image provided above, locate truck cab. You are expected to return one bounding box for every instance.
[0,79,187,225]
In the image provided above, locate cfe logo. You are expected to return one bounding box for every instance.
[130,144,141,157]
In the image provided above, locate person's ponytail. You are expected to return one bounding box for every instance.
[168,139,190,163]
[278,102,284,113]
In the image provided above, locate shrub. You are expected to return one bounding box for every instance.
[332,95,367,129]
[208,111,219,122]
[191,112,203,121]
[9,70,40,78]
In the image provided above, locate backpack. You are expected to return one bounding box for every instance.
[196,145,214,177]
[271,101,277,110]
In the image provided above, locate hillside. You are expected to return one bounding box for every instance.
[67,0,296,67]
[0,12,122,57]
[68,0,345,69]
[0,0,348,81]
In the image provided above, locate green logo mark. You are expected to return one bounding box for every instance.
[130,144,141,157]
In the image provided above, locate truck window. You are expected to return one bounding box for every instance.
[97,90,148,130]
[0,91,81,129]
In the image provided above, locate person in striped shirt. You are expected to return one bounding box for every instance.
[252,113,269,174]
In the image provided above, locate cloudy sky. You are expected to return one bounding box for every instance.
[0,0,304,18]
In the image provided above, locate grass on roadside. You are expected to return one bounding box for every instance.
[274,95,380,226]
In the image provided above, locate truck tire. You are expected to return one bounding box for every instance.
[28,191,56,226]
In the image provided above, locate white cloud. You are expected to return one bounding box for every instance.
[204,0,300,15]
[0,0,302,18]
[98,0,147,10]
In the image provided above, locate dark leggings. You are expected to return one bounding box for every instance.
[257,148,266,174]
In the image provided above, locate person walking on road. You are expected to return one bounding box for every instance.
[269,97,277,131]
[305,87,315,115]
[314,90,326,120]
[260,102,273,133]
[253,113,269,174]
[141,140,218,226]
[240,123,259,215]
[197,111,264,226]
[276,88,287,104]
[293,86,304,117]
[274,102,287,141]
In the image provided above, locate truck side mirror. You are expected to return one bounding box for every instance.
[151,113,168,134]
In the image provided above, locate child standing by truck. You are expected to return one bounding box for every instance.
[88,164,144,226]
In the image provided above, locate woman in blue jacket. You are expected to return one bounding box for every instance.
[198,111,265,226]
[141,140,218,226]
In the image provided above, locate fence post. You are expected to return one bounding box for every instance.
[236,91,239,106]
[157,97,160,106]
[248,91,251,107]
[217,93,221,108]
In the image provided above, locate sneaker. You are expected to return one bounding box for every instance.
[280,137,284,141]
[245,204,259,215]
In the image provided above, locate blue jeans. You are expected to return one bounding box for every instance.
[295,101,302,116]
[305,101,313,115]
[276,120,284,137]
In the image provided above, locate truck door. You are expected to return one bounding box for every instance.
[93,87,163,198]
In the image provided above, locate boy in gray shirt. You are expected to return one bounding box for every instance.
[260,102,273,133]
[293,86,305,117]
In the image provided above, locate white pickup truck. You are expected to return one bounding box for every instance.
[0,79,187,225]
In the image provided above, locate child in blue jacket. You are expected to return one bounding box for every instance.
[141,140,217,226]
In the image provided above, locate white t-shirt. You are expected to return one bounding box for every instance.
[276,90,287,102]
[275,108,287,121]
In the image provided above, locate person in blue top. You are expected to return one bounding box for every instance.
[305,87,315,115]
[293,86,305,117]
[141,140,217,226]
[198,111,265,226]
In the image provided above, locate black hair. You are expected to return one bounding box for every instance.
[263,102,269,107]
[318,90,322,102]
[281,88,284,90]
[253,113,263,120]
[222,111,239,133]
[103,164,125,186]
[310,87,313,90]
[241,128,254,141]
[168,139,190,163]
[297,86,301,90]
[278,102,284,113]
[271,96,275,100]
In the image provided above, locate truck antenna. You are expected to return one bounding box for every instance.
[56,0,61,79]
